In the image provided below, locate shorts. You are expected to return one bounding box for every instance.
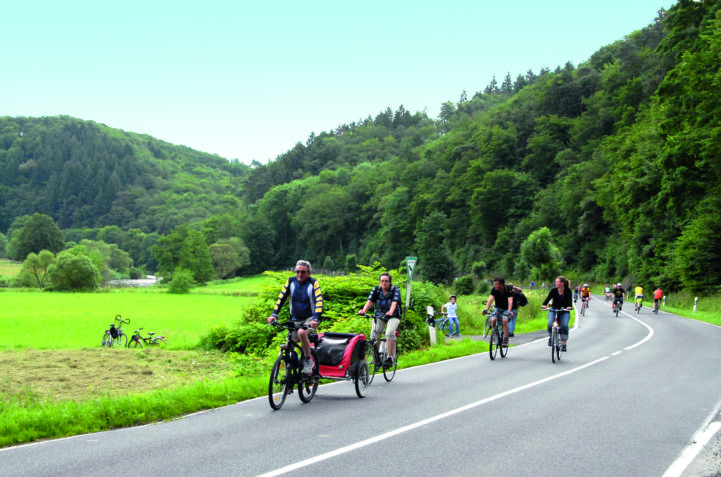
[371,317,400,342]
[290,317,317,341]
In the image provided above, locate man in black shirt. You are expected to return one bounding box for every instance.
[483,277,514,345]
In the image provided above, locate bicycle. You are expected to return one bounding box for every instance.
[546,308,566,363]
[482,301,492,337]
[653,299,660,314]
[484,308,509,360]
[363,314,399,384]
[612,299,622,317]
[580,297,588,316]
[435,312,451,337]
[268,321,321,410]
[634,296,643,314]
[127,328,167,348]
[101,315,129,348]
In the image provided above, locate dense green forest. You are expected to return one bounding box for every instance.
[1,0,720,294]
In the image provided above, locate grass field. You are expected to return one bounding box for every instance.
[0,259,21,278]
[0,288,255,350]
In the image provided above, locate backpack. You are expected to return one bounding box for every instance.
[506,285,528,307]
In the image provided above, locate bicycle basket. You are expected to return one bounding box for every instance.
[109,324,118,339]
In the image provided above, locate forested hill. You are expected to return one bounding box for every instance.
[0,117,251,233]
[2,0,720,294]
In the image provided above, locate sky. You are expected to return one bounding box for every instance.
[3,0,677,165]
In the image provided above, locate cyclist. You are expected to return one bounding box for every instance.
[634,285,644,310]
[482,277,513,346]
[613,283,626,312]
[604,284,612,301]
[357,272,402,367]
[542,276,574,351]
[267,260,324,374]
[653,287,664,310]
[441,295,460,336]
[581,283,591,308]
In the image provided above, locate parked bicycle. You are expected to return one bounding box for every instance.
[546,308,565,363]
[268,321,321,410]
[483,307,509,360]
[363,314,399,384]
[127,328,167,348]
[101,315,129,348]
[435,312,451,337]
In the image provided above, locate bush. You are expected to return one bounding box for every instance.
[454,276,474,295]
[47,253,99,291]
[167,268,196,294]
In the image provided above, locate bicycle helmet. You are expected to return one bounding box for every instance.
[584,283,589,287]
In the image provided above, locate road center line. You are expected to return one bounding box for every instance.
[258,355,610,477]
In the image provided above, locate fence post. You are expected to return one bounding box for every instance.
[427,306,437,345]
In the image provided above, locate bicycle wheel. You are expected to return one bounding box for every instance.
[365,341,377,386]
[489,327,500,360]
[269,355,289,410]
[439,320,451,337]
[383,347,398,382]
[483,316,491,337]
[354,361,369,398]
[101,331,112,348]
[298,350,319,403]
[551,328,560,363]
[115,332,128,348]
[128,338,143,349]
[615,304,620,318]
[151,337,167,346]
[500,331,508,358]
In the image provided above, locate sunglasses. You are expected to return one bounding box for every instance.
[295,270,308,275]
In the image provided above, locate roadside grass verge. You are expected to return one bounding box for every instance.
[0,338,487,448]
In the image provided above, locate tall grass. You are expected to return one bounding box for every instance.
[662,291,721,326]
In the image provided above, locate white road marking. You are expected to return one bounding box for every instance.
[663,397,721,477]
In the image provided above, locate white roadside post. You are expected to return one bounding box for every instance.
[694,297,698,313]
[427,306,437,345]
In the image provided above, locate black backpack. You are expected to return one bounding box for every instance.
[506,285,528,307]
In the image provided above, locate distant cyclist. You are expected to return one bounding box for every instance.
[604,284,612,301]
[613,283,626,312]
[581,283,591,307]
[635,285,644,310]
[441,295,460,337]
[653,287,664,311]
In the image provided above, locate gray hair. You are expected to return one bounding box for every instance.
[295,260,312,273]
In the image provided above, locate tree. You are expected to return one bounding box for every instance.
[209,242,240,279]
[415,211,455,285]
[9,214,65,261]
[20,250,55,288]
[153,225,214,284]
[0,232,6,258]
[47,252,99,291]
[520,228,563,283]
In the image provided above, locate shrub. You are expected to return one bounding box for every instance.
[167,268,196,294]
[454,276,474,295]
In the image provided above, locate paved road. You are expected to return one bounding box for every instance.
[2,298,720,476]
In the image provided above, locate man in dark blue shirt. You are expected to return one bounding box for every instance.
[358,272,402,367]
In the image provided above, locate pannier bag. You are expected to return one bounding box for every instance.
[314,332,367,379]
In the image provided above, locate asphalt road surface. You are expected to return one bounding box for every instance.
[2,298,720,476]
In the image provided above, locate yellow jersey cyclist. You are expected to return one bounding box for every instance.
[634,285,644,310]
[581,283,591,308]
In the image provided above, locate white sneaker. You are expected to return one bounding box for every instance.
[301,356,314,374]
